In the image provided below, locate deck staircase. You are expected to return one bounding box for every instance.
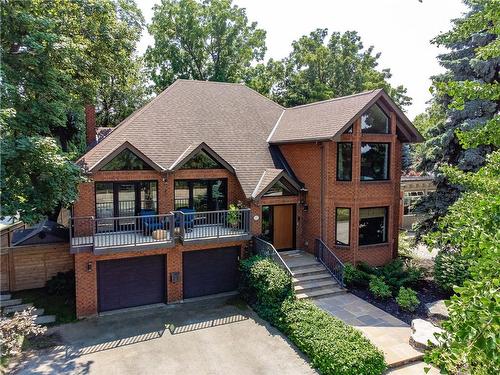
[280,250,346,300]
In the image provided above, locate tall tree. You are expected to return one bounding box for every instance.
[414,0,499,235]
[145,0,266,91]
[1,0,146,223]
[418,1,499,372]
[247,29,411,108]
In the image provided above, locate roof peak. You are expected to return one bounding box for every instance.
[287,89,382,110]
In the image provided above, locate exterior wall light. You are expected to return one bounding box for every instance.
[87,261,93,272]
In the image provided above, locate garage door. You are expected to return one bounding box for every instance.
[97,255,165,312]
[183,247,240,299]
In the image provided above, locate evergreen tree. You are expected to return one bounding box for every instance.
[414,0,499,235]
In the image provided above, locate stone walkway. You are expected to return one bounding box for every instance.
[313,293,438,372]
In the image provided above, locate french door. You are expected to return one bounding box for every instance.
[95,181,158,232]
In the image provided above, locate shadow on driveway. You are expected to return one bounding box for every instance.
[11,296,315,375]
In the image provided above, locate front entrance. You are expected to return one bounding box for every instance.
[262,204,295,250]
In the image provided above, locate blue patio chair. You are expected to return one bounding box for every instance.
[175,208,196,232]
[140,209,168,235]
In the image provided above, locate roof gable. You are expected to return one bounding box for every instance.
[252,169,301,199]
[170,142,235,172]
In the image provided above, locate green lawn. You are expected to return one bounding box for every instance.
[12,287,77,324]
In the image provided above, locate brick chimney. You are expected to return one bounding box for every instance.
[85,104,96,146]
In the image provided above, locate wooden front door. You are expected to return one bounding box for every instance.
[273,205,295,250]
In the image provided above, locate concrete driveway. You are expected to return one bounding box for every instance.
[11,296,315,375]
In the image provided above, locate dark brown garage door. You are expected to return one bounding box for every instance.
[97,255,166,312]
[183,247,240,299]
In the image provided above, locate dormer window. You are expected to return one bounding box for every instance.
[101,149,153,171]
[361,104,390,134]
[180,150,224,169]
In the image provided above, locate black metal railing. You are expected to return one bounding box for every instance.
[70,213,174,251]
[253,236,293,276]
[176,209,251,242]
[315,239,345,287]
[70,209,251,251]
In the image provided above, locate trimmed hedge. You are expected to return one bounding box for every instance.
[240,256,387,375]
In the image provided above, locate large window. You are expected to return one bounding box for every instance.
[361,143,390,181]
[101,149,153,171]
[361,104,390,134]
[336,143,352,181]
[335,208,350,245]
[174,179,227,211]
[359,207,388,246]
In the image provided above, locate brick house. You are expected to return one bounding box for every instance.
[71,80,422,318]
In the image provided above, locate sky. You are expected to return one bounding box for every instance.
[137,0,467,120]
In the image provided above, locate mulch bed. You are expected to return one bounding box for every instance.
[349,279,451,325]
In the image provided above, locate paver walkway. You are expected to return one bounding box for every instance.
[313,293,426,368]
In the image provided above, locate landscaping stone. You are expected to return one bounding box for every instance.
[410,319,444,351]
[425,300,449,319]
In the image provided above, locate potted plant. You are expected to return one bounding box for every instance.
[227,203,240,228]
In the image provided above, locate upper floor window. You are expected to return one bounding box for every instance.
[361,143,390,181]
[335,208,350,245]
[361,104,390,134]
[263,178,298,197]
[101,149,153,171]
[359,207,388,245]
[336,143,352,181]
[181,150,224,169]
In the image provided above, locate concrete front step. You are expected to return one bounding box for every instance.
[289,261,323,271]
[0,294,12,301]
[294,279,339,293]
[35,315,56,325]
[3,303,34,314]
[296,286,346,300]
[292,272,332,284]
[291,265,327,277]
[0,298,23,308]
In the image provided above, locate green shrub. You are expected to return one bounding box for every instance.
[46,271,75,296]
[369,276,392,299]
[434,250,471,293]
[343,263,370,287]
[239,256,293,323]
[240,256,387,374]
[380,258,423,292]
[280,299,386,375]
[396,287,420,312]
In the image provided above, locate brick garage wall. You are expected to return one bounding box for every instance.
[1,243,74,292]
[75,240,248,318]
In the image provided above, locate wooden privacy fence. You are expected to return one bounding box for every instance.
[1,242,74,292]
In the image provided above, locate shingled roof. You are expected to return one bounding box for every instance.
[78,80,422,199]
[268,89,423,144]
[78,80,284,197]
